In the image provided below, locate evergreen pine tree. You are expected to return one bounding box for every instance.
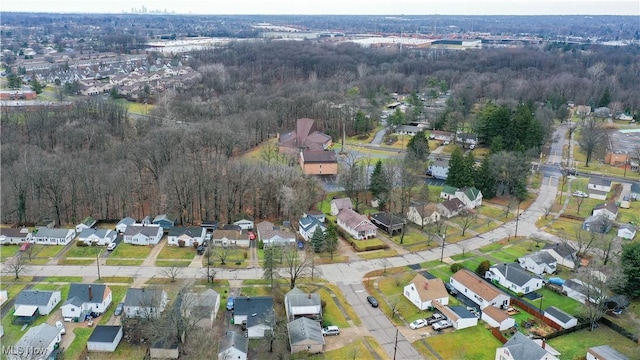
[310,227,326,253]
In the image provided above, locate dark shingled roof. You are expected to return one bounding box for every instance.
[15,290,59,306]
[88,325,122,343]
[545,306,575,323]
[234,296,274,328]
[490,263,536,287]
[219,331,248,355]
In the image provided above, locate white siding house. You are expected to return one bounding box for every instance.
[116,217,136,233]
[407,202,441,227]
[403,274,449,310]
[61,284,113,321]
[518,251,557,275]
[167,227,206,247]
[32,227,75,245]
[336,209,377,240]
[450,269,510,310]
[78,229,117,246]
[123,225,163,245]
[485,263,544,295]
[428,160,449,180]
[0,228,32,245]
[330,198,353,216]
[7,324,61,360]
[124,288,168,319]
[481,305,515,331]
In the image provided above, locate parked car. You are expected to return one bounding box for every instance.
[366,296,379,308]
[573,191,588,198]
[322,325,341,336]
[432,319,453,331]
[410,319,428,329]
[114,302,124,316]
[55,321,66,335]
[196,245,205,255]
[226,297,234,311]
[107,242,117,251]
[426,313,445,325]
[444,283,458,296]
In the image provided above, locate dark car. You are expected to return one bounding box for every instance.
[196,245,205,255]
[444,283,459,296]
[114,302,124,316]
[367,296,379,307]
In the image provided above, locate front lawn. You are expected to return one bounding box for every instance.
[65,244,103,258]
[59,259,95,265]
[0,245,21,261]
[31,244,64,258]
[105,259,143,266]
[109,244,152,258]
[317,288,349,328]
[157,245,196,260]
[44,276,83,283]
[155,260,191,267]
[548,325,639,359]
[95,276,134,284]
[98,285,128,325]
[358,249,399,260]
[423,324,502,360]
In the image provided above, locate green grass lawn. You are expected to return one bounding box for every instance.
[157,245,196,260]
[109,244,152,258]
[389,228,427,246]
[302,338,377,360]
[43,276,83,283]
[478,242,504,253]
[98,285,128,325]
[105,259,143,266]
[318,288,349,328]
[31,244,64,258]
[94,276,134,283]
[65,327,93,360]
[548,325,639,360]
[59,259,95,265]
[523,287,583,316]
[618,201,640,224]
[0,245,21,260]
[424,324,502,360]
[155,260,191,267]
[65,244,104,258]
[88,341,148,360]
[358,249,399,260]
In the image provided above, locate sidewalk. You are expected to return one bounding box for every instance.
[141,238,167,266]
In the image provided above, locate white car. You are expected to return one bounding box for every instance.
[55,320,66,335]
[107,242,117,251]
[410,319,428,329]
[573,191,588,198]
[322,325,340,336]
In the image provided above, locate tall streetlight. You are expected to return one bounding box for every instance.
[95,245,102,280]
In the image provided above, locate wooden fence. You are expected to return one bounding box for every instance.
[510,297,562,331]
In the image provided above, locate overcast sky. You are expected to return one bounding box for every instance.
[2,1,639,15]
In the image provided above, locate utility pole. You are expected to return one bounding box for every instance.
[514,200,521,238]
[439,226,447,262]
[393,328,399,360]
[96,246,101,280]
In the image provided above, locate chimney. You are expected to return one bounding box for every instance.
[88,285,93,301]
[423,281,429,290]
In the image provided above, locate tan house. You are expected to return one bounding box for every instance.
[407,202,441,227]
[299,150,338,175]
[330,198,353,216]
[403,274,449,310]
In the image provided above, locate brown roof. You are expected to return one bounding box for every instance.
[409,274,448,302]
[337,209,377,232]
[302,150,337,163]
[452,269,505,302]
[0,228,29,238]
[332,198,353,212]
[441,198,465,212]
[482,305,511,323]
[255,221,275,232]
[212,229,249,241]
[412,202,438,218]
[432,302,459,321]
[279,118,331,151]
[296,118,316,144]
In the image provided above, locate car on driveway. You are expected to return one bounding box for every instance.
[573,191,588,198]
[322,325,341,336]
[367,296,379,307]
[444,283,459,296]
[114,302,124,316]
[226,297,234,311]
[426,313,445,325]
[107,242,117,251]
[55,321,66,335]
[410,319,428,329]
[432,319,453,331]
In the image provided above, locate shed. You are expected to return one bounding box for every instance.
[287,317,325,354]
[544,306,577,329]
[87,325,123,352]
[587,345,629,360]
[218,331,248,360]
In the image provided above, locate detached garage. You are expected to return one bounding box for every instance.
[87,325,123,352]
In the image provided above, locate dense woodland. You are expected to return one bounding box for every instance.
[2,41,639,226]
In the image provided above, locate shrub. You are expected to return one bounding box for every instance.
[235,261,242,265]
[258,240,264,249]
[243,251,248,259]
[476,260,491,276]
[450,263,463,273]
[76,241,88,247]
[178,239,185,247]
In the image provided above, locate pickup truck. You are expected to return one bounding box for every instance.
[431,319,453,331]
[426,313,445,325]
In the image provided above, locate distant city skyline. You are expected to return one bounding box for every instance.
[2,1,639,16]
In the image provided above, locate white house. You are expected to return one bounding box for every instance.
[256,223,296,247]
[211,229,251,247]
[285,287,322,322]
[518,251,557,275]
[0,228,32,245]
[336,208,377,240]
[429,130,454,142]
[298,215,327,241]
[587,345,629,360]
[457,187,483,209]
[542,243,577,269]
[124,288,168,319]
[588,177,612,200]
[78,229,117,246]
[592,203,618,221]
[32,227,75,245]
[407,202,441,228]
[87,325,123,352]
[450,269,510,310]
[433,303,478,330]
[167,227,206,247]
[62,284,113,321]
[428,159,449,180]
[485,263,544,295]
[7,324,61,360]
[218,331,248,360]
[233,218,254,230]
[403,274,449,310]
[232,296,274,339]
[76,216,97,234]
[182,289,220,329]
[437,198,466,218]
[617,223,637,240]
[116,217,136,233]
[481,305,515,331]
[330,197,353,216]
[495,332,559,360]
[544,306,577,329]
[287,317,325,354]
[562,279,602,305]
[14,290,62,316]
[123,225,163,245]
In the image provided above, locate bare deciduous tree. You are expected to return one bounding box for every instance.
[2,253,30,280]
[161,266,184,282]
[282,248,312,289]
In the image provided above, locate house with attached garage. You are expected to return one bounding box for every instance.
[211,229,251,247]
[544,306,577,329]
[234,218,255,230]
[32,227,75,245]
[87,325,123,352]
[518,251,557,275]
[124,288,168,319]
[404,273,449,310]
[588,177,612,200]
[76,216,97,234]
[116,216,136,233]
[153,214,175,229]
[62,284,112,322]
[298,215,327,242]
[330,197,353,216]
[437,198,466,218]
[123,224,163,245]
[429,130,454,142]
[0,228,32,245]
[542,243,577,269]
[433,302,478,330]
[7,323,62,360]
[232,296,274,339]
[450,269,510,310]
[485,263,544,295]
[78,229,117,246]
[285,287,322,322]
[481,305,515,331]
[167,227,206,247]
[336,208,377,240]
[218,331,248,360]
[428,159,450,180]
[370,212,405,236]
[288,317,325,354]
[407,202,441,228]
[14,289,62,321]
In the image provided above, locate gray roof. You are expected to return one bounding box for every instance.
[589,177,612,187]
[234,296,274,327]
[431,159,449,168]
[286,288,321,308]
[88,325,122,343]
[502,332,550,360]
[34,227,73,238]
[524,251,557,265]
[219,331,248,354]
[65,284,108,306]
[287,317,324,346]
[15,323,60,350]
[545,306,575,323]
[15,290,59,306]
[588,345,629,360]
[117,217,136,226]
[543,243,576,259]
[168,227,203,237]
[183,289,219,311]
[491,263,536,286]
[123,224,162,236]
[124,288,165,307]
[79,228,116,240]
[449,305,476,319]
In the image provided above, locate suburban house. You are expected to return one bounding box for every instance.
[76,216,97,234]
[330,197,353,216]
[586,345,629,360]
[150,337,179,360]
[407,202,441,228]
[518,251,557,275]
[61,284,113,322]
[592,203,618,221]
[285,287,322,322]
[433,302,478,330]
[456,132,478,145]
[450,269,510,310]
[443,187,484,209]
[485,263,544,295]
[495,332,560,360]
[123,225,163,245]
[370,212,405,236]
[298,215,327,241]
[7,323,61,360]
[582,215,613,234]
[0,228,32,245]
[588,177,612,200]
[278,118,332,156]
[427,159,450,180]
[336,208,377,240]
[255,221,296,246]
[429,130,454,142]
[32,227,75,245]
[299,150,339,176]
[542,243,577,269]
[200,219,219,232]
[394,124,421,136]
[437,198,466,218]
[403,274,449,310]
[481,305,515,331]
[232,296,274,339]
[182,289,220,329]
[87,325,123,352]
[563,279,603,304]
[78,229,117,246]
[167,227,206,247]
[116,216,136,233]
[141,215,153,225]
[617,223,637,240]
[124,288,168,319]
[544,306,577,329]
[218,331,248,360]
[211,229,251,247]
[153,214,175,229]
[234,218,255,230]
[287,317,325,354]
[14,289,61,319]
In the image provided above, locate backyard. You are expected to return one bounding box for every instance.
[548,325,639,359]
